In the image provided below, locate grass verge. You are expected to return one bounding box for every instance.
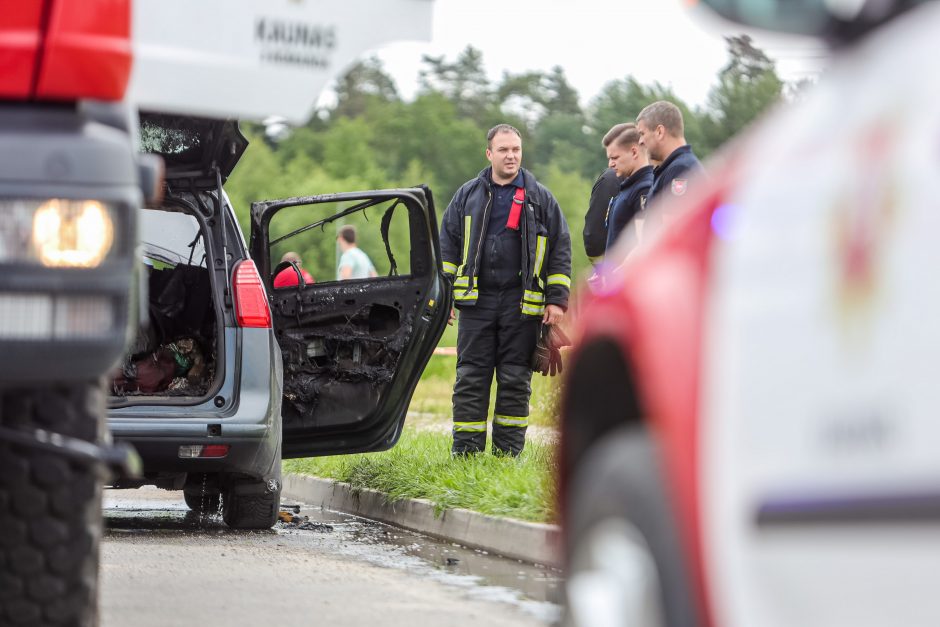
[284,427,557,523]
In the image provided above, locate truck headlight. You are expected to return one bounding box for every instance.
[33,199,115,267]
[0,199,116,267]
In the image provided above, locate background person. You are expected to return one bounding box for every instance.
[604,123,653,252]
[273,251,314,288]
[439,124,572,457]
[336,224,378,280]
[583,123,632,263]
[636,100,704,209]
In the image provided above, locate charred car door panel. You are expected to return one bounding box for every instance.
[249,189,450,458]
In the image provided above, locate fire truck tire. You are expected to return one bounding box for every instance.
[563,425,699,627]
[0,382,105,627]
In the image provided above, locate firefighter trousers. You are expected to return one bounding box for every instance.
[452,287,539,456]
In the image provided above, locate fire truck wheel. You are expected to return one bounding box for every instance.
[563,425,699,627]
[0,382,106,627]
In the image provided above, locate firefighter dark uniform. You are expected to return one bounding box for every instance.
[647,144,703,208]
[583,167,620,260]
[440,167,571,455]
[605,164,653,252]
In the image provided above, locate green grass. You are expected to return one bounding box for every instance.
[284,428,556,523]
[438,322,458,347]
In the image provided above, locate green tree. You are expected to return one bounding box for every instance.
[367,93,487,204]
[334,56,401,119]
[703,34,784,149]
[419,46,496,126]
[527,112,593,179]
[539,161,593,282]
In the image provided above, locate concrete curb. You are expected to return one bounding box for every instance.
[283,473,561,568]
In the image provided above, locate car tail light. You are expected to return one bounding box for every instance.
[232,260,271,328]
[178,444,230,458]
[200,444,230,458]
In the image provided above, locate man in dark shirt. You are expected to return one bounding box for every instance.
[583,123,633,262]
[636,100,704,211]
[604,123,653,252]
[439,124,571,456]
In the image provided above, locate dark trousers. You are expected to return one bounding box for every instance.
[452,287,539,455]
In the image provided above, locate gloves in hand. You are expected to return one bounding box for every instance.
[531,324,571,377]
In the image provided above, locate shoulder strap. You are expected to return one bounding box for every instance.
[506,186,525,230]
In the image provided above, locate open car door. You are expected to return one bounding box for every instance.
[249,188,450,457]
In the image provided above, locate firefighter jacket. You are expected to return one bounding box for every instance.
[440,167,572,317]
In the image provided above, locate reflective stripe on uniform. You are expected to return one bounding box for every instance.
[457,215,472,275]
[454,290,479,301]
[521,302,545,316]
[494,415,528,428]
[547,273,571,288]
[524,290,544,303]
[442,261,458,275]
[454,421,487,433]
[454,275,470,288]
[534,235,547,289]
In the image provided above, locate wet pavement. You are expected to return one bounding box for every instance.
[102,487,562,626]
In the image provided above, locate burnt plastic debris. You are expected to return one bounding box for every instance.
[277,508,333,532]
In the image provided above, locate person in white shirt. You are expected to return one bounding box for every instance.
[336,224,377,280]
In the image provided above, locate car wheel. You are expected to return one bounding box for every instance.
[564,425,698,627]
[0,382,105,626]
[182,487,221,517]
[221,473,281,530]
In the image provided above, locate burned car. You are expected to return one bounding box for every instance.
[108,114,450,528]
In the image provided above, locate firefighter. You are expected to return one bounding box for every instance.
[583,123,633,263]
[636,100,704,209]
[440,124,572,456]
[604,123,653,253]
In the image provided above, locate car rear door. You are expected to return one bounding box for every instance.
[249,187,450,457]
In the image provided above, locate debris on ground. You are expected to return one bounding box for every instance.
[276,507,333,532]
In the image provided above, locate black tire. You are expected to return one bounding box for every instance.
[182,488,221,517]
[0,382,106,627]
[564,426,699,627]
[221,473,281,530]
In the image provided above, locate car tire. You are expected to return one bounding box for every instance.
[182,487,221,517]
[221,472,281,530]
[0,381,105,627]
[563,425,699,627]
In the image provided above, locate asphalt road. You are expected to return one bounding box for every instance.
[101,488,558,627]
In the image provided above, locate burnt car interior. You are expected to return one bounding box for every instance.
[110,202,219,400]
[258,192,437,446]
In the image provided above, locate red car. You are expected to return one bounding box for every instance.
[560,1,940,626]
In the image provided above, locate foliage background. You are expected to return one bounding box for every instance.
[226,34,792,284]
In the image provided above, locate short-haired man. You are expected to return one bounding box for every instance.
[440,124,572,456]
[583,123,632,261]
[336,224,377,280]
[636,100,704,209]
[604,123,653,252]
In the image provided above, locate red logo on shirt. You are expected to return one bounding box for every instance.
[671,179,688,196]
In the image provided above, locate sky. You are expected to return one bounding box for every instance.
[368,0,830,109]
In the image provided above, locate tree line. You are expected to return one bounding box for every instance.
[227,34,792,283]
